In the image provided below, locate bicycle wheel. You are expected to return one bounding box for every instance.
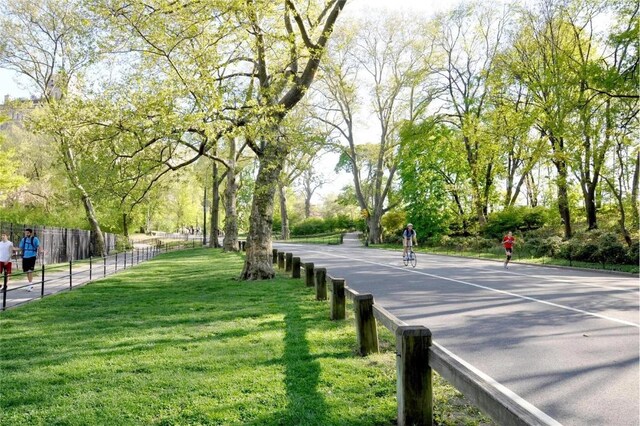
[403,252,409,266]
[409,251,417,268]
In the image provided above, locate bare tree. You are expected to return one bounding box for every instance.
[314,13,433,243]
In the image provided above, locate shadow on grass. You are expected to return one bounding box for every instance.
[0,249,395,425]
[255,301,331,426]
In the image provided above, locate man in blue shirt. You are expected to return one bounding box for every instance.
[19,228,40,291]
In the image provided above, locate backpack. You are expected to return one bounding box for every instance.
[403,228,415,238]
[21,235,38,252]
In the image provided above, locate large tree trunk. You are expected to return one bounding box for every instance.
[482,162,493,218]
[122,213,129,237]
[525,172,539,207]
[631,151,639,230]
[555,159,572,239]
[83,193,106,256]
[603,176,632,247]
[547,132,572,239]
[240,143,288,280]
[210,160,221,248]
[223,140,239,252]
[584,186,598,230]
[223,165,239,252]
[278,182,290,240]
[62,142,106,256]
[367,214,383,244]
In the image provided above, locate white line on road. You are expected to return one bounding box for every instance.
[433,342,564,426]
[303,249,640,329]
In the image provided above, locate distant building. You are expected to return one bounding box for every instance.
[0,95,43,130]
[1,76,62,129]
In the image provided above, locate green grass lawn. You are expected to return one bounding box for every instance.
[0,248,490,426]
[273,233,343,245]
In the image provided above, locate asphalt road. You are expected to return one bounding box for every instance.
[274,240,640,426]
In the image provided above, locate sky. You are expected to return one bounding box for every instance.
[0,0,463,202]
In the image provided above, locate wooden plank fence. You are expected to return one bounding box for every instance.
[0,222,117,264]
[271,247,559,426]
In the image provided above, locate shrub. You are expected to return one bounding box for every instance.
[382,210,406,236]
[557,231,629,265]
[483,206,550,238]
[626,242,639,265]
[591,232,627,266]
[522,207,548,230]
[519,235,563,257]
[291,218,328,236]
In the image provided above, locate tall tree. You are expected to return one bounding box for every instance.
[315,13,431,243]
[510,2,580,239]
[430,2,512,225]
[99,0,347,278]
[0,0,109,254]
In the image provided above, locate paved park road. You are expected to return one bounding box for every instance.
[274,238,640,426]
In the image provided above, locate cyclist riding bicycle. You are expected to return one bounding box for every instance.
[402,223,417,261]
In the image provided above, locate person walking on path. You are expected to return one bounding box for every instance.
[0,232,16,287]
[502,231,516,269]
[19,228,40,291]
[402,223,418,261]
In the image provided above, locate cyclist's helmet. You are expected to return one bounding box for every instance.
[407,223,413,227]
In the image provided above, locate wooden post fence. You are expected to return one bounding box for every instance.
[315,268,327,300]
[292,257,301,278]
[278,252,285,269]
[304,262,314,287]
[396,325,433,426]
[285,253,293,272]
[272,248,278,264]
[353,293,379,356]
[329,277,345,320]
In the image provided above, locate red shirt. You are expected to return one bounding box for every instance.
[503,235,515,249]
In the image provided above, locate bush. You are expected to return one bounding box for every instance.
[381,210,406,236]
[483,206,549,239]
[626,243,639,265]
[522,206,548,230]
[324,214,355,232]
[557,231,629,265]
[521,235,563,257]
[591,232,627,266]
[291,218,328,236]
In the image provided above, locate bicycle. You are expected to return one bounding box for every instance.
[403,244,417,268]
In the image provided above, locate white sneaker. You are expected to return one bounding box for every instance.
[27,285,33,292]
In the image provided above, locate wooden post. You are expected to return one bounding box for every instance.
[292,257,301,278]
[396,326,433,426]
[329,277,345,320]
[353,294,379,356]
[278,252,285,269]
[304,262,314,287]
[285,253,293,272]
[272,248,278,264]
[315,268,327,300]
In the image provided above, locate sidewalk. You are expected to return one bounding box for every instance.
[342,232,363,247]
[2,246,157,311]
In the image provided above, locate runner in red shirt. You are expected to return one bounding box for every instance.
[502,231,515,269]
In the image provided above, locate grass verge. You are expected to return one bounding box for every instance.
[0,248,491,425]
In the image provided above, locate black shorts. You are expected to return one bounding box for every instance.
[22,256,37,272]
[505,248,513,255]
